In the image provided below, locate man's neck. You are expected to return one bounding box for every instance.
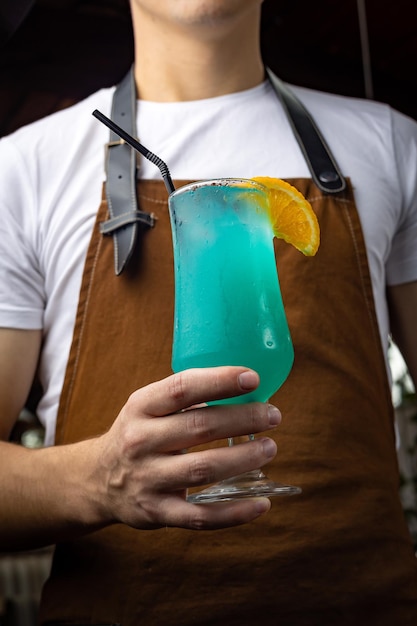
[130,3,264,102]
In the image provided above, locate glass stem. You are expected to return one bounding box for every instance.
[228,434,255,447]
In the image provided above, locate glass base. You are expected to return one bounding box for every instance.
[186,470,301,503]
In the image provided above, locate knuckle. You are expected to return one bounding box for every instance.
[124,429,147,457]
[124,388,143,410]
[123,410,146,440]
[185,408,214,439]
[247,402,264,431]
[187,454,215,485]
[187,510,209,531]
[167,371,187,402]
[239,438,273,467]
[238,440,259,467]
[114,415,149,458]
[139,498,161,524]
[129,497,162,529]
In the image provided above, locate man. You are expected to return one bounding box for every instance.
[1,1,417,624]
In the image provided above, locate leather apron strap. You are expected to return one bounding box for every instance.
[104,66,346,275]
[266,68,346,193]
[103,68,155,275]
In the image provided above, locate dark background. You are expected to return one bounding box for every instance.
[0,0,416,137]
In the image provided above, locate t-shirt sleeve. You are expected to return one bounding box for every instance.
[0,135,45,329]
[386,110,417,286]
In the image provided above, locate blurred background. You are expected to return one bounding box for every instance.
[0,1,416,624]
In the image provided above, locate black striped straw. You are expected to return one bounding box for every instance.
[92,109,175,195]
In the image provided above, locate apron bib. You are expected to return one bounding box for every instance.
[40,176,417,625]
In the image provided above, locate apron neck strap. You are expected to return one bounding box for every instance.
[103,67,155,275]
[266,67,346,193]
[104,65,346,274]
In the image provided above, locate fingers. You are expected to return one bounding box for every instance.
[136,366,261,417]
[153,437,277,491]
[155,496,272,531]
[134,401,281,453]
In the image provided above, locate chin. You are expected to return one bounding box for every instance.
[182,0,263,22]
[132,0,263,28]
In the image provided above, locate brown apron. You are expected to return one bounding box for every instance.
[40,178,417,625]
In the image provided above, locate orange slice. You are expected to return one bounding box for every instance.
[252,176,320,256]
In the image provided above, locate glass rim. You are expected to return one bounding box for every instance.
[169,178,266,199]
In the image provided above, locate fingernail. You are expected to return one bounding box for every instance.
[254,498,271,514]
[268,404,281,426]
[261,438,277,458]
[238,370,259,390]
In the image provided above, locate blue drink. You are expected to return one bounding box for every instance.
[169,179,293,401]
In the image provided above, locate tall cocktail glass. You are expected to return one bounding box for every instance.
[168,178,301,502]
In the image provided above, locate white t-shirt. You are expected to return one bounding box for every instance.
[1,79,416,445]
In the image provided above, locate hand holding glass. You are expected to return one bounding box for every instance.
[90,113,301,501]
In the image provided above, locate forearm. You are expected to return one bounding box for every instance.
[0,439,108,551]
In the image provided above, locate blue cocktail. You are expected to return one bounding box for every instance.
[169,179,300,501]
